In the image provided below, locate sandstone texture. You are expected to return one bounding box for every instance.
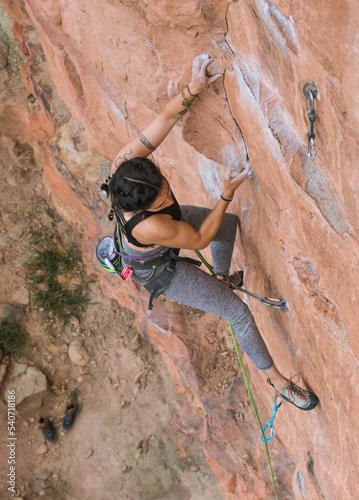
[1,0,359,498]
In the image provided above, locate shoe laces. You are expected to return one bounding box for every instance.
[287,374,309,402]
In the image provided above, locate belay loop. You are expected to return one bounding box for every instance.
[261,394,283,442]
[303,81,318,160]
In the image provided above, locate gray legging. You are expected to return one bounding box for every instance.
[121,206,274,371]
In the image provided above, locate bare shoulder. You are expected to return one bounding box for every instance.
[131,214,176,245]
[131,215,201,249]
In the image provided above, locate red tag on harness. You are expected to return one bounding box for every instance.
[121,265,133,281]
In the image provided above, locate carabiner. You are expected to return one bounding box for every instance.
[262,422,276,442]
[303,82,318,161]
[261,394,283,442]
[308,136,316,161]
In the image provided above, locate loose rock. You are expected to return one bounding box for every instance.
[8,226,24,240]
[7,366,48,416]
[68,340,90,366]
[0,303,25,322]
[13,288,30,306]
[77,373,92,382]
[0,363,7,383]
[0,235,12,247]
[44,337,60,353]
[9,363,28,379]
[37,444,47,454]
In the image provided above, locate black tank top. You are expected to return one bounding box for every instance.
[118,190,181,248]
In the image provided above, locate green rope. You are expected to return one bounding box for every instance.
[195,250,280,499]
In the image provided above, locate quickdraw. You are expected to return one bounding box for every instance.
[261,394,283,442]
[194,251,289,312]
[303,81,318,160]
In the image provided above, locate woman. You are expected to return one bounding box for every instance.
[103,53,319,411]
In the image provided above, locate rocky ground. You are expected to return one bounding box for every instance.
[0,130,223,499]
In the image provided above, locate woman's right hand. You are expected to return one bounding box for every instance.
[222,164,252,198]
[190,53,223,95]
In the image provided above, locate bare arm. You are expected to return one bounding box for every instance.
[131,166,252,250]
[111,54,223,173]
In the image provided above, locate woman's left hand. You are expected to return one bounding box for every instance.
[189,53,223,95]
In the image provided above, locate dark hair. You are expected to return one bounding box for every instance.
[109,157,163,212]
[101,157,163,235]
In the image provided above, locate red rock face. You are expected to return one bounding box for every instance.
[2,0,359,498]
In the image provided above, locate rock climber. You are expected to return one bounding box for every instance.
[101,53,319,411]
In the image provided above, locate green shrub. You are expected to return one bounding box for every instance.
[26,239,90,324]
[0,317,28,358]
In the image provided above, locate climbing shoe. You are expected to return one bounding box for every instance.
[63,402,77,431]
[267,376,319,411]
[38,417,57,442]
[217,271,244,288]
[229,271,244,288]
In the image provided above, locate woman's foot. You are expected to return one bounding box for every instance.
[267,375,319,411]
[216,271,244,287]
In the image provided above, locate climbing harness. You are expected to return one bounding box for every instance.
[96,223,201,310]
[303,81,319,160]
[261,394,283,442]
[194,251,289,312]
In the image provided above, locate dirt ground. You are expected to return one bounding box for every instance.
[0,128,224,500]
